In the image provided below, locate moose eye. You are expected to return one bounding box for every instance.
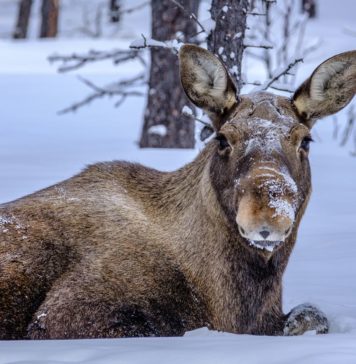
[300,136,313,153]
[215,134,230,151]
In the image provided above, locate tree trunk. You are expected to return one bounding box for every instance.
[139,0,199,149]
[13,0,33,39]
[301,0,316,18]
[40,0,59,38]
[208,0,249,92]
[110,0,121,23]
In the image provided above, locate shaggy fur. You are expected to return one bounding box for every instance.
[0,46,354,339]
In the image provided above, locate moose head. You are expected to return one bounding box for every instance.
[179,45,356,259]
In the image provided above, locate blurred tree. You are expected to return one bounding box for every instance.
[40,0,59,38]
[301,0,316,18]
[13,0,33,39]
[208,0,249,92]
[140,0,248,148]
[110,0,121,23]
[51,1,252,149]
[139,0,199,148]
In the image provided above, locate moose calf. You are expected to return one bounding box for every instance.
[0,45,355,339]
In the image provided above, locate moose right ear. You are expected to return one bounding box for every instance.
[179,44,238,130]
[293,50,356,128]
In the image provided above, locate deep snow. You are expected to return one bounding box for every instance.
[0,0,356,363]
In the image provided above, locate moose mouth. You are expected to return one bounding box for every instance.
[246,239,283,253]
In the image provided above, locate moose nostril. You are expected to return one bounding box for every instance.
[285,227,292,236]
[238,226,246,236]
[259,230,270,239]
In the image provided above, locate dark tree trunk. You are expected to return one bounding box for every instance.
[13,0,33,39]
[301,0,316,18]
[40,0,59,38]
[208,0,249,92]
[110,0,121,23]
[139,0,199,149]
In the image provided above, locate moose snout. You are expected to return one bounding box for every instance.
[237,221,292,243]
[236,193,294,254]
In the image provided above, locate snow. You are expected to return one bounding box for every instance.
[247,239,281,252]
[148,124,168,137]
[130,37,167,49]
[0,0,356,362]
[200,18,216,34]
[182,105,193,116]
[269,197,295,221]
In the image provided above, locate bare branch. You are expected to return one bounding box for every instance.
[182,110,212,129]
[58,74,146,114]
[130,33,169,50]
[49,49,145,73]
[118,1,150,16]
[130,34,181,55]
[169,0,206,34]
[254,58,303,91]
[247,11,267,16]
[243,40,273,49]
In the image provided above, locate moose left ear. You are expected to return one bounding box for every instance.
[292,50,356,128]
[179,44,238,130]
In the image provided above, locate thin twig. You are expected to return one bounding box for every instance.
[49,49,144,73]
[58,74,146,114]
[248,12,267,16]
[182,111,213,129]
[118,1,150,15]
[169,0,206,34]
[260,58,303,90]
[243,40,273,49]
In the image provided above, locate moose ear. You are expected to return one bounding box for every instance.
[293,50,356,128]
[179,44,238,130]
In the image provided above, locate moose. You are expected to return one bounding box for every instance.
[0,45,355,340]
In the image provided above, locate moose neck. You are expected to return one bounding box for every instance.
[149,142,298,332]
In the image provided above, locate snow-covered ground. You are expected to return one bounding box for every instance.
[0,0,356,363]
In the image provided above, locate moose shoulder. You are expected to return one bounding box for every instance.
[1,46,355,339]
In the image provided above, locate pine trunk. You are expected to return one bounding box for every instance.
[40,0,59,38]
[139,0,199,149]
[302,0,316,18]
[110,0,121,23]
[13,0,33,39]
[208,0,249,92]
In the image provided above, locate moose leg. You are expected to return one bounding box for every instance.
[27,276,166,339]
[27,263,199,339]
[283,303,329,335]
[0,237,72,339]
[0,263,46,339]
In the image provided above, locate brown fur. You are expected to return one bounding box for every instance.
[1,46,355,339]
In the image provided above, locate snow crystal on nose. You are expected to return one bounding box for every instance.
[259,166,298,194]
[269,198,295,221]
[257,168,298,221]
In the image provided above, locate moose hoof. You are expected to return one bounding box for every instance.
[283,303,329,336]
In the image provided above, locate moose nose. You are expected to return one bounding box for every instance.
[259,230,270,239]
